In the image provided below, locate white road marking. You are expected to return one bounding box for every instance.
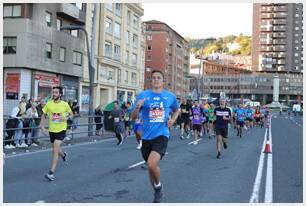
[188,138,203,145]
[5,138,114,158]
[265,116,273,203]
[249,128,268,203]
[35,200,45,203]
[128,161,146,169]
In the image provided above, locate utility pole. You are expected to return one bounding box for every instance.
[88,3,97,136]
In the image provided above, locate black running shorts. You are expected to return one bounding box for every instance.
[141,136,168,162]
[181,115,190,125]
[215,127,228,138]
[193,124,202,132]
[49,130,66,143]
[236,121,244,127]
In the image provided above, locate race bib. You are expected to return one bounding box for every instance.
[51,113,61,123]
[149,109,165,123]
[114,117,120,123]
[194,114,199,120]
[182,108,186,113]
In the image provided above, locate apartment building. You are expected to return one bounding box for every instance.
[81,3,145,110]
[3,3,85,116]
[252,3,303,73]
[143,20,190,99]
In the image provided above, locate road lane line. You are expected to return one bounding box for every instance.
[5,138,114,158]
[249,128,268,203]
[128,161,145,169]
[188,138,203,145]
[265,116,273,203]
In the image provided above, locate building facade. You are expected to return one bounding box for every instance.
[3,3,85,115]
[143,20,190,99]
[81,3,145,111]
[192,60,303,104]
[252,3,303,73]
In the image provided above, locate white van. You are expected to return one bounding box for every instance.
[246,101,261,107]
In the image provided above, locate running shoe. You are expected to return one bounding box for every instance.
[62,152,68,164]
[45,172,55,181]
[180,135,184,140]
[216,152,221,159]
[223,142,228,149]
[136,144,142,149]
[153,184,163,203]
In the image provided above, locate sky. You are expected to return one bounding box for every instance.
[142,3,253,39]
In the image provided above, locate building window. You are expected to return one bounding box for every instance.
[147,35,152,40]
[105,41,112,57]
[59,47,66,62]
[4,5,21,17]
[125,71,128,83]
[132,72,136,84]
[118,69,121,83]
[71,30,78,37]
[125,31,130,44]
[57,18,62,31]
[114,22,121,38]
[46,43,52,59]
[147,45,152,50]
[295,53,299,57]
[115,3,121,16]
[133,15,139,29]
[132,53,137,66]
[132,34,138,48]
[105,3,112,11]
[114,44,120,61]
[72,51,82,65]
[127,10,131,25]
[3,37,17,54]
[125,50,129,64]
[108,69,114,80]
[46,12,52,27]
[295,13,299,17]
[147,55,152,61]
[295,26,299,31]
[105,17,113,34]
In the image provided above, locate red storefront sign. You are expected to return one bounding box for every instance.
[6,73,20,100]
[35,72,59,87]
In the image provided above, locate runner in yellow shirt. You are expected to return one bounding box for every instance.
[40,86,73,181]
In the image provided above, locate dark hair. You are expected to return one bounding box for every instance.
[151,70,164,79]
[52,86,63,95]
[114,100,119,104]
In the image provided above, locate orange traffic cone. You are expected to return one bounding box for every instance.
[263,140,271,153]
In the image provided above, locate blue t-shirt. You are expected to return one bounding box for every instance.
[236,108,246,122]
[246,108,253,119]
[132,90,178,140]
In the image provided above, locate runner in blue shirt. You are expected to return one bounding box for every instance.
[246,105,254,128]
[235,104,246,138]
[131,70,180,203]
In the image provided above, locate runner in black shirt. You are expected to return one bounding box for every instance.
[214,98,231,159]
[179,98,192,139]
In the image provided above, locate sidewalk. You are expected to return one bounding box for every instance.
[3,116,116,154]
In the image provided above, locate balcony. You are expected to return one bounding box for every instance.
[57,4,85,25]
[274,46,286,51]
[277,59,285,64]
[273,19,286,25]
[261,13,273,18]
[274,13,287,18]
[260,6,273,12]
[278,52,285,58]
[273,32,286,38]
[273,6,287,12]
[277,65,285,71]
[260,46,273,52]
[273,25,286,31]
[273,39,286,45]
[260,26,273,32]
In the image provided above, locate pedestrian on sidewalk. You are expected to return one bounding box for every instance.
[108,101,125,145]
[131,70,180,203]
[40,86,73,181]
[214,98,231,159]
[95,105,104,135]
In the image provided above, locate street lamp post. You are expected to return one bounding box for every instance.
[60,25,95,136]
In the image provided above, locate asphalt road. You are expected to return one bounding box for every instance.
[3,113,303,203]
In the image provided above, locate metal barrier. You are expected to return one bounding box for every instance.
[3,115,106,145]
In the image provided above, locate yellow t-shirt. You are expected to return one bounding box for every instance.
[42,100,72,133]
